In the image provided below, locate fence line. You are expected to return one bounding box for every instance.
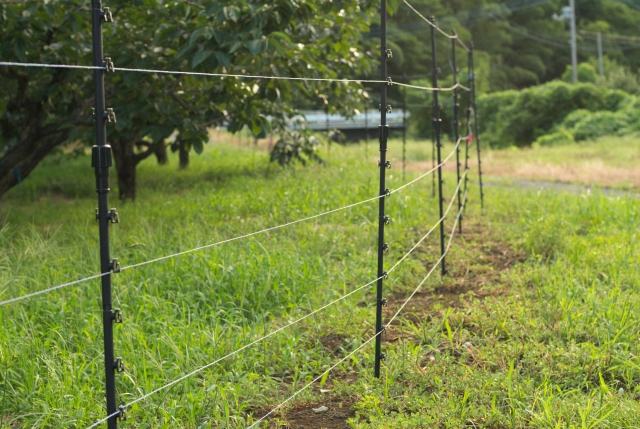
[1,2,485,427]
[400,0,471,52]
[0,61,471,93]
[0,141,463,307]
[250,189,469,428]
[83,171,467,429]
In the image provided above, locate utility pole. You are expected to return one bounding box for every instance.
[597,32,604,82]
[569,0,577,83]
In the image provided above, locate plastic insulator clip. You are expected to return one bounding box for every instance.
[436,67,441,74]
[118,405,127,421]
[105,108,116,123]
[380,353,387,361]
[381,298,388,307]
[114,357,125,373]
[102,7,113,22]
[386,104,392,114]
[104,57,114,72]
[384,189,391,197]
[382,243,389,253]
[112,308,123,324]
[386,77,393,86]
[386,49,393,58]
[382,271,389,280]
[110,258,121,273]
[378,160,391,169]
[108,208,119,223]
[383,216,390,225]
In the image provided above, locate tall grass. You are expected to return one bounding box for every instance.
[1,139,639,428]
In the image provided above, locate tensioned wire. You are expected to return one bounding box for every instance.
[400,0,471,52]
[0,61,464,92]
[391,135,464,195]
[0,141,463,307]
[248,189,469,429]
[83,174,468,429]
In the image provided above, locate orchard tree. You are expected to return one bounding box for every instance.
[0,0,378,199]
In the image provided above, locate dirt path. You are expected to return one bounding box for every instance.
[255,221,522,428]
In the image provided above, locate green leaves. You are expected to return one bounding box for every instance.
[246,39,263,55]
[191,50,212,68]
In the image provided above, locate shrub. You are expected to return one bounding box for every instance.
[533,128,575,147]
[564,110,630,141]
[561,63,599,83]
[477,81,633,148]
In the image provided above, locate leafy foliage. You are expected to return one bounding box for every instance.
[477,80,633,147]
[0,0,377,198]
[533,128,575,147]
[269,129,325,166]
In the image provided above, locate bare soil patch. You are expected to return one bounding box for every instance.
[255,222,523,427]
[383,221,524,337]
[253,397,356,429]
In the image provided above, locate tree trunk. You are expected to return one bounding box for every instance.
[0,129,69,199]
[111,137,138,200]
[154,142,168,165]
[179,139,189,169]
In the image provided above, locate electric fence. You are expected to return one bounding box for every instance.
[0,2,485,427]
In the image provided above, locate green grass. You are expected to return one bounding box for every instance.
[485,134,640,168]
[1,138,639,428]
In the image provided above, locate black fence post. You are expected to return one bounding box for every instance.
[431,107,436,198]
[430,17,446,276]
[375,0,390,379]
[451,30,461,233]
[470,43,485,211]
[402,73,407,182]
[91,1,121,427]
[365,105,369,150]
[463,48,472,208]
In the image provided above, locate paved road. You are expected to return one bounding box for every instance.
[485,178,639,198]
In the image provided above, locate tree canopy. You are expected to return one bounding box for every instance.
[0,0,377,199]
[2,0,640,199]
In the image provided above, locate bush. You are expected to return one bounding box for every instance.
[561,63,599,83]
[564,110,630,141]
[533,128,575,147]
[477,81,633,148]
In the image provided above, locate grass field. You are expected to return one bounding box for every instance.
[1,136,639,428]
